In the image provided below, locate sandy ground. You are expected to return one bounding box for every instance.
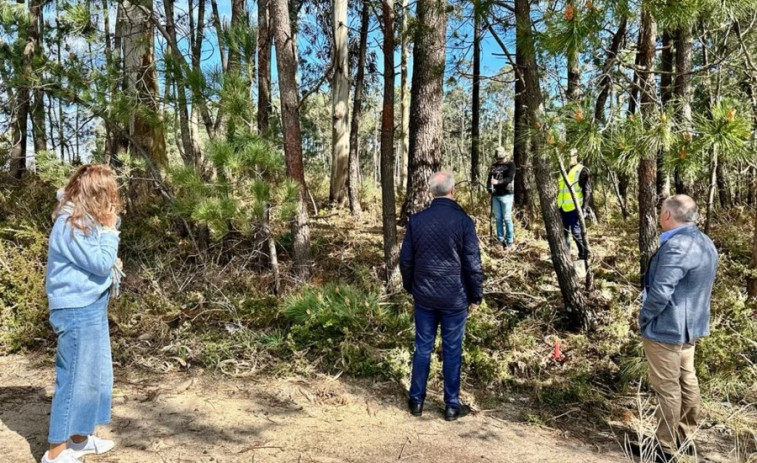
[0,354,635,463]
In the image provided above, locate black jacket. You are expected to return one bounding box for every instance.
[399,198,483,311]
[486,161,515,196]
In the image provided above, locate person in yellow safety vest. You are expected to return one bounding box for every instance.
[557,149,592,261]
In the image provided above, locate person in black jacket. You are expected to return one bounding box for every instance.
[399,171,483,421]
[486,146,516,248]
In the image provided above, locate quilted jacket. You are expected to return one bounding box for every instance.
[399,198,483,311]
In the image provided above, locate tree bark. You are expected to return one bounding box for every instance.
[9,88,28,178]
[674,25,693,195]
[165,0,196,167]
[517,0,589,331]
[189,0,206,169]
[400,0,446,221]
[347,0,369,218]
[398,0,410,192]
[119,0,167,167]
[658,29,674,200]
[271,0,311,279]
[470,1,481,186]
[636,7,658,276]
[381,0,399,286]
[566,0,580,102]
[329,0,351,206]
[704,146,717,235]
[257,0,272,136]
[716,162,731,208]
[512,13,531,217]
[30,0,46,155]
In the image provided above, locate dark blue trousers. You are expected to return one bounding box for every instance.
[409,303,468,408]
[560,209,588,259]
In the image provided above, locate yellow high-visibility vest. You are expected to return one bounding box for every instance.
[557,164,584,212]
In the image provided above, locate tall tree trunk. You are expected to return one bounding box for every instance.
[674,25,693,195]
[210,0,227,73]
[271,0,311,279]
[30,0,46,155]
[637,7,658,276]
[517,0,589,331]
[705,146,718,235]
[347,0,369,218]
[658,29,674,200]
[189,0,208,169]
[470,1,482,185]
[257,0,272,136]
[9,89,28,178]
[716,162,731,208]
[165,0,196,167]
[381,0,399,286]
[329,0,351,206]
[398,0,410,192]
[512,15,531,217]
[119,0,167,167]
[400,0,446,221]
[566,0,580,102]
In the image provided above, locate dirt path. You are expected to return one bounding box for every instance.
[0,354,627,463]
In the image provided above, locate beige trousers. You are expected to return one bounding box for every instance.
[643,338,701,454]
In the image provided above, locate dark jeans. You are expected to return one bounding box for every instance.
[409,303,468,408]
[560,209,588,259]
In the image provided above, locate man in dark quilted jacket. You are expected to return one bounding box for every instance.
[400,171,483,421]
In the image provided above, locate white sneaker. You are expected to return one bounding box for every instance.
[67,435,115,457]
[41,449,81,463]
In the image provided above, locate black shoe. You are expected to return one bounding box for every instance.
[502,241,511,250]
[627,441,676,463]
[408,399,423,417]
[677,439,696,456]
[654,448,676,463]
[444,404,471,421]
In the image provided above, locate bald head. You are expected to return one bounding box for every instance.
[429,171,455,198]
[661,195,698,229]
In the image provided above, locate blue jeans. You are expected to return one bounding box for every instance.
[560,209,587,259]
[409,304,468,408]
[492,194,514,244]
[48,291,113,444]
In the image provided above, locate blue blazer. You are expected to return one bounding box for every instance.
[400,198,483,311]
[640,224,718,345]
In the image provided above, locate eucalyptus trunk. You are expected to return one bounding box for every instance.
[347,0,370,218]
[329,0,351,206]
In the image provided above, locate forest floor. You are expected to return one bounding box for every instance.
[0,354,749,463]
[1,353,628,463]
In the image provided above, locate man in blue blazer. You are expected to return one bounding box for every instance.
[400,171,483,421]
[640,195,718,461]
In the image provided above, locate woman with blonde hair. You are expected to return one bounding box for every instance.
[43,164,122,463]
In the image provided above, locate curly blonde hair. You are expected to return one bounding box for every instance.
[53,164,122,234]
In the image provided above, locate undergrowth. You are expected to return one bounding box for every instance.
[1,175,756,442]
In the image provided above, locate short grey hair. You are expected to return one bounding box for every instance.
[429,171,455,197]
[662,194,699,223]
